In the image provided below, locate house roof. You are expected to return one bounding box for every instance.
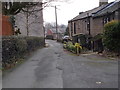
[69,4,108,22]
[93,0,120,17]
[46,29,53,35]
[68,0,119,22]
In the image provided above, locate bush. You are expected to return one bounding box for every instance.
[103,20,120,53]
[63,42,82,54]
[2,36,45,69]
[25,37,44,51]
[15,39,27,56]
[66,42,74,51]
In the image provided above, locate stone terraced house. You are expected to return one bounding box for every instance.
[68,0,120,52]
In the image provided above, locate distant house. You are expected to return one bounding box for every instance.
[15,2,44,37]
[46,27,66,40]
[68,0,120,52]
[46,29,54,39]
[46,29,53,36]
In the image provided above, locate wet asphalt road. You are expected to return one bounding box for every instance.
[3,40,118,88]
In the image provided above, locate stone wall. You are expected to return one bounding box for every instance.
[91,17,104,37]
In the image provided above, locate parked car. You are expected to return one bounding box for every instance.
[62,35,70,43]
[46,35,54,40]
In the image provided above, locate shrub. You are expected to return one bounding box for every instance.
[25,37,44,51]
[15,39,27,55]
[66,42,74,51]
[2,36,45,69]
[64,42,82,54]
[103,20,120,53]
[63,43,67,49]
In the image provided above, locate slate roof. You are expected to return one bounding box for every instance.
[69,0,120,22]
[69,4,107,22]
[93,0,120,17]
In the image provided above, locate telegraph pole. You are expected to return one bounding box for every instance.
[26,7,29,36]
[55,6,58,41]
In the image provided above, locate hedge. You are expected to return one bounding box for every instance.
[2,36,45,69]
[103,20,120,53]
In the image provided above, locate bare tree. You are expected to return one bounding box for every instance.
[2,0,70,36]
[15,3,43,36]
[2,0,70,15]
[2,2,40,15]
[24,4,43,36]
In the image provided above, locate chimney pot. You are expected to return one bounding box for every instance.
[79,12,83,14]
[99,0,108,6]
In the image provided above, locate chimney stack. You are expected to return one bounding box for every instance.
[79,12,83,15]
[99,0,108,6]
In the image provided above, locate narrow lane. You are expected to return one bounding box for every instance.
[3,40,63,88]
[3,40,118,88]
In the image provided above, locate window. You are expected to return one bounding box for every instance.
[87,18,90,35]
[71,23,73,36]
[112,13,115,20]
[74,23,76,34]
[103,16,111,25]
[87,22,90,31]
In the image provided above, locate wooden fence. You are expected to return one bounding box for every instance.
[0,15,13,36]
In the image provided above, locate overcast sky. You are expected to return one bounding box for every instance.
[43,0,115,25]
